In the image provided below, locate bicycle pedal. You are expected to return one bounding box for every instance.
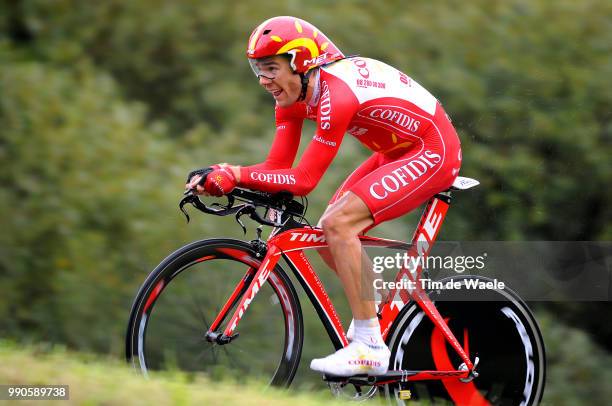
[322,373,367,383]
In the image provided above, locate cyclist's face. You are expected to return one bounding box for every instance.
[255,56,301,107]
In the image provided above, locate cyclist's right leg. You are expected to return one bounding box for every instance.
[316,153,385,341]
[317,151,384,273]
[312,192,391,376]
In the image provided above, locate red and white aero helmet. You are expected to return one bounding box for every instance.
[247,16,344,76]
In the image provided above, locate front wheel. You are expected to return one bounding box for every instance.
[125,239,304,387]
[383,276,546,405]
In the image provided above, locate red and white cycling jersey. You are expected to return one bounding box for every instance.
[240,57,462,225]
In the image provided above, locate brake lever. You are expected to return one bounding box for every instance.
[179,187,299,228]
[179,191,197,223]
[209,194,236,210]
[179,189,240,223]
[235,204,256,235]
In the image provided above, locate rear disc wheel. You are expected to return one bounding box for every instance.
[384,276,546,405]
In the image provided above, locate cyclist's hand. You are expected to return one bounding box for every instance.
[186,174,207,195]
[204,166,237,197]
[185,165,220,195]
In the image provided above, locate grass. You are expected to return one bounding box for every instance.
[0,340,351,406]
[6,309,610,405]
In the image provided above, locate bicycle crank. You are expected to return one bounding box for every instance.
[323,368,471,386]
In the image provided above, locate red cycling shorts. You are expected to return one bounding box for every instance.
[329,112,461,226]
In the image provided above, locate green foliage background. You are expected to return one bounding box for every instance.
[1,0,610,402]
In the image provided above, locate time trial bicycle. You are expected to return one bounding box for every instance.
[125,172,546,405]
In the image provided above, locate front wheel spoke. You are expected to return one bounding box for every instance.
[158,335,205,344]
[192,342,220,364]
[226,342,269,369]
[151,313,205,334]
[220,345,249,371]
[185,277,215,330]
[162,284,217,333]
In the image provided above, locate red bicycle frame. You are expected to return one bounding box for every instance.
[207,191,476,383]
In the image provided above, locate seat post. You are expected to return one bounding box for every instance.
[435,189,453,204]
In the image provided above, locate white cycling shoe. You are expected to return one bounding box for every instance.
[310,341,390,377]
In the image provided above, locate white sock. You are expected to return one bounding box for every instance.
[353,318,385,349]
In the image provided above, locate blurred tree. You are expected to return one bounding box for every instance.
[4,0,608,239]
[0,59,219,352]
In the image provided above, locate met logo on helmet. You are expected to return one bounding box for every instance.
[304,53,329,67]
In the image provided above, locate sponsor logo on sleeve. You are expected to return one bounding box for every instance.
[313,135,337,147]
[319,81,332,130]
[250,172,297,185]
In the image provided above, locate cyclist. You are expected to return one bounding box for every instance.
[187,16,462,377]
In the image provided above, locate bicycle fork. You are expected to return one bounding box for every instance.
[205,244,282,344]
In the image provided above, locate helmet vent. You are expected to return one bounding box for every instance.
[263,29,271,35]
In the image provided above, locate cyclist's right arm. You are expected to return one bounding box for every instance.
[243,104,305,171]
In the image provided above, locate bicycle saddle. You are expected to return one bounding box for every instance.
[451,176,479,191]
